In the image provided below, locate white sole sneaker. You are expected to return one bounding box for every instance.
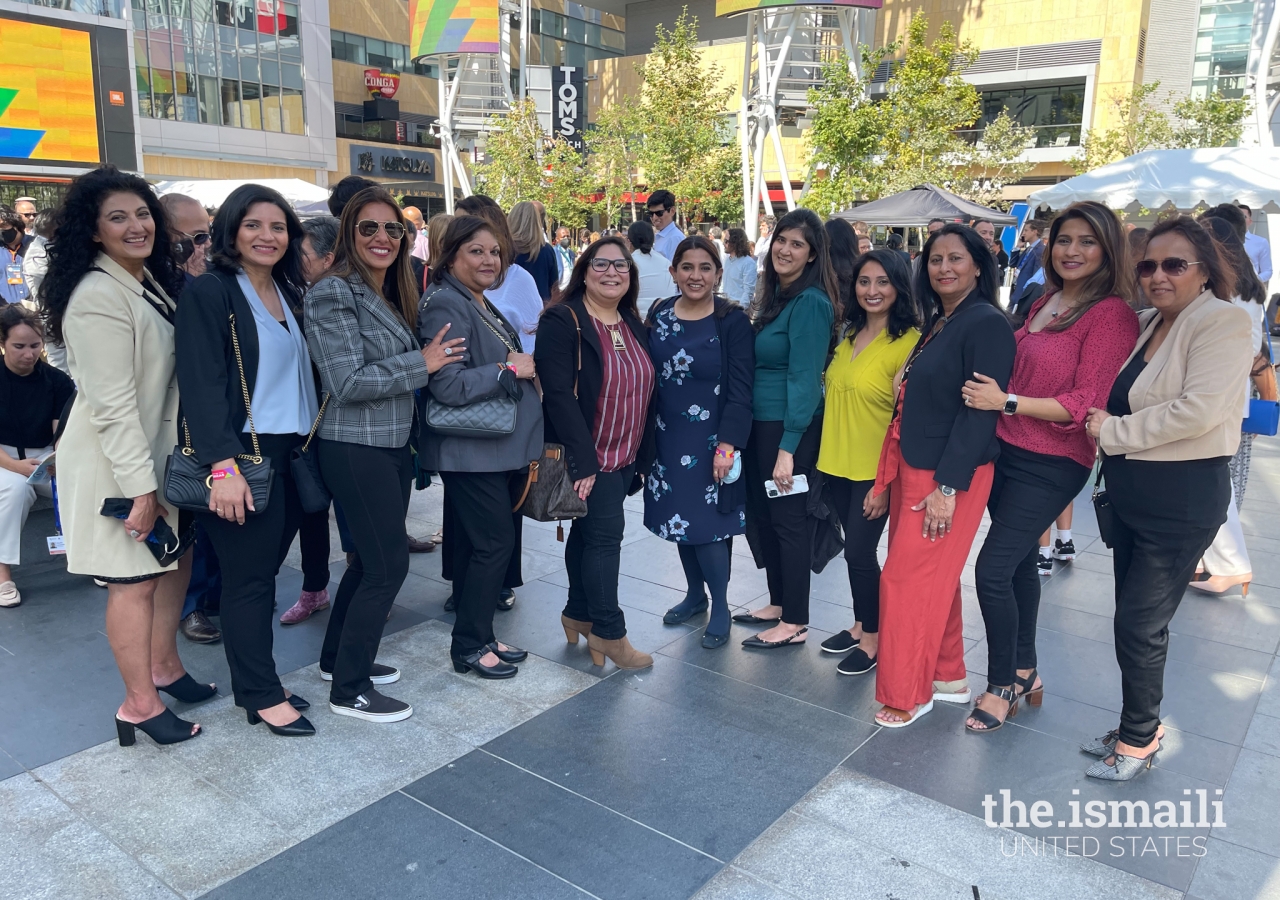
[328,701,413,723]
[320,664,401,685]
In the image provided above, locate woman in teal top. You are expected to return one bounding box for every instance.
[734,208,837,650]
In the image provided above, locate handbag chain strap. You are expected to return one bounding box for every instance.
[179,312,263,464]
[300,394,329,453]
[477,299,518,355]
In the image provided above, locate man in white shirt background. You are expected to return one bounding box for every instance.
[647,189,683,261]
[755,216,775,273]
[1241,204,1272,287]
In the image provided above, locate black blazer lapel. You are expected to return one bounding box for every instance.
[571,296,604,364]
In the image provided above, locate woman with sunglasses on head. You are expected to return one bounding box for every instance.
[1082,217,1253,780]
[816,248,920,675]
[175,184,322,737]
[417,216,542,678]
[536,237,657,670]
[871,225,1016,728]
[644,235,754,649]
[961,202,1139,734]
[305,187,465,723]
[732,208,835,650]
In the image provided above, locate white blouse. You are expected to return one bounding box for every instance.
[237,272,319,435]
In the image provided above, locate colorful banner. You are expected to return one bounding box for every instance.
[715,0,882,17]
[0,18,100,163]
[409,0,500,57]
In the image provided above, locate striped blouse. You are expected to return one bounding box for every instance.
[591,316,655,472]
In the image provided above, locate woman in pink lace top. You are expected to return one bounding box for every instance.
[960,201,1140,733]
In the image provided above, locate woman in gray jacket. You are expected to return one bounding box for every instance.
[418,215,543,679]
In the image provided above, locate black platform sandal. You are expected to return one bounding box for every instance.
[965,685,1017,734]
[1014,668,1044,708]
[156,673,217,704]
[116,709,202,746]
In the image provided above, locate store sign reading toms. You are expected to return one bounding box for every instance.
[714,0,881,16]
[552,66,585,151]
[351,145,437,181]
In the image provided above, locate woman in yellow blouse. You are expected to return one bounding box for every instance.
[817,248,921,675]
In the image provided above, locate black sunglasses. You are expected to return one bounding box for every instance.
[357,219,406,240]
[1135,258,1202,278]
[184,231,211,246]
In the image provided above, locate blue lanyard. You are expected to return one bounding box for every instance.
[51,476,62,535]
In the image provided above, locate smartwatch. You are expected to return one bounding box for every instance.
[938,484,957,497]
[1002,393,1019,416]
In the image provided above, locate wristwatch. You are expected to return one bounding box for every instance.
[938,484,957,497]
[1002,393,1019,416]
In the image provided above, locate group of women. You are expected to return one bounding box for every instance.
[22,163,1256,788]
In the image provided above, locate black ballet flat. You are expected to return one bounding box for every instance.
[731,612,781,624]
[116,709,202,746]
[701,631,729,649]
[452,649,518,679]
[741,627,807,649]
[156,673,217,705]
[664,598,709,625]
[246,708,316,736]
[486,641,528,663]
[287,694,310,711]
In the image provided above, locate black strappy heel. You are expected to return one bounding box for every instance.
[1015,668,1044,709]
[156,673,217,705]
[116,709,202,746]
[965,684,1017,734]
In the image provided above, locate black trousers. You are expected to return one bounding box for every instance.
[1110,511,1218,747]
[825,475,888,633]
[198,433,304,711]
[440,486,523,589]
[298,507,331,593]
[441,470,517,656]
[744,419,821,626]
[564,464,633,640]
[317,439,413,702]
[974,442,1090,686]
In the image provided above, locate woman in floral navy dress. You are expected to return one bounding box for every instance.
[644,236,755,648]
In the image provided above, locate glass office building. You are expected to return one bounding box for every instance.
[1192,0,1255,98]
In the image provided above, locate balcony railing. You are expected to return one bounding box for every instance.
[955,123,1082,150]
[12,0,124,16]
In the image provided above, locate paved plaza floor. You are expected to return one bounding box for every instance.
[3,441,1280,899]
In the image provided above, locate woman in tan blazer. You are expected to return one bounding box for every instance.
[40,166,212,748]
[1083,216,1252,781]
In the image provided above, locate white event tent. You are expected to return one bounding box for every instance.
[151,178,330,212]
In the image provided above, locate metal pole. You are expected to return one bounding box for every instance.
[740,11,757,240]
[518,0,530,98]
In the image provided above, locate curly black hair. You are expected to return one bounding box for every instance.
[38,165,182,344]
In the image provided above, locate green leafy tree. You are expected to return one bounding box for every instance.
[542,138,598,231]
[588,97,643,226]
[1071,83,1174,172]
[1173,91,1252,148]
[683,143,744,225]
[476,98,545,207]
[802,44,888,216]
[952,110,1037,208]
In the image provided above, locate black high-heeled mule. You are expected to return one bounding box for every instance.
[246,708,316,736]
[116,709,202,746]
[157,674,217,704]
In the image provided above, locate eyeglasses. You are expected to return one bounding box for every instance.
[183,231,211,246]
[1135,258,1202,278]
[357,219,406,241]
[589,257,633,273]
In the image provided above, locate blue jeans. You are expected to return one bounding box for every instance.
[182,523,221,618]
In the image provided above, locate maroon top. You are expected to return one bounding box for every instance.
[997,293,1139,468]
[591,316,655,472]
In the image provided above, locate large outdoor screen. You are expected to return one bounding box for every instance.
[0,18,100,163]
[410,0,500,58]
[716,0,882,17]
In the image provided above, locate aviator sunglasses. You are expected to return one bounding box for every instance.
[1134,257,1202,278]
[357,219,406,241]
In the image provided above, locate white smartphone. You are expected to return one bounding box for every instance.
[765,473,809,498]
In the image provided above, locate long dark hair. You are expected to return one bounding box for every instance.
[1144,215,1236,302]
[914,224,1001,324]
[843,249,920,341]
[750,208,839,330]
[825,217,859,316]
[328,186,419,325]
[39,165,183,344]
[1201,215,1264,304]
[552,235,640,320]
[209,183,307,306]
[1041,200,1136,331]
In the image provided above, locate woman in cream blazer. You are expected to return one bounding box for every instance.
[41,167,212,748]
[1083,216,1253,782]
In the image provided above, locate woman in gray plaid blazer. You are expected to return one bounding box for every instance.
[303,187,464,724]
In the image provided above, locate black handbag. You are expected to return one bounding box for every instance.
[1091,464,1115,548]
[163,313,274,514]
[513,443,588,526]
[290,394,330,514]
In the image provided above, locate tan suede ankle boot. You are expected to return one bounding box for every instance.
[587,633,653,669]
[561,615,594,645]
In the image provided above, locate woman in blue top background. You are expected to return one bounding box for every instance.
[733,209,837,649]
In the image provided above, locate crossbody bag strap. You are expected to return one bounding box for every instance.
[227,312,263,461]
[300,393,329,452]
[566,306,582,399]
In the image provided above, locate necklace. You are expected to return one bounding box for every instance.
[605,323,626,351]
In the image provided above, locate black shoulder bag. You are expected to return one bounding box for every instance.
[290,394,330,513]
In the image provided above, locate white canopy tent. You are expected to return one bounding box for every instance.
[1027,148,1280,213]
[151,178,330,212]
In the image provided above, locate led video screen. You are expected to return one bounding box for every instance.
[0,18,100,163]
[410,0,501,57]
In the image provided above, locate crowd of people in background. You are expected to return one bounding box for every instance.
[0,166,1270,784]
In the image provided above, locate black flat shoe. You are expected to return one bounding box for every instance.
[443,593,457,613]
[701,631,729,649]
[116,709,202,746]
[247,708,316,736]
[664,599,709,625]
[731,612,782,624]
[156,673,217,704]
[287,694,310,711]
[497,588,516,611]
[836,648,877,675]
[452,649,517,679]
[487,641,528,663]
[742,627,807,649]
[820,631,860,654]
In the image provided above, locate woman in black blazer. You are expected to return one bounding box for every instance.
[535,237,657,670]
[175,184,320,737]
[870,224,1016,729]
